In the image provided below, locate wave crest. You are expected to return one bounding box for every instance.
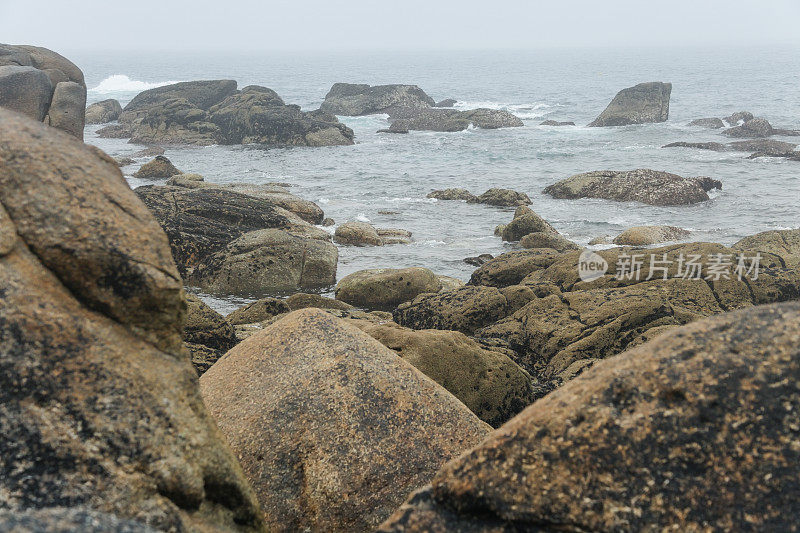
[89,74,181,93]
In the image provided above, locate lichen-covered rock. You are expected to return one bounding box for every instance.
[426,188,478,201]
[589,82,671,127]
[199,309,489,532]
[355,323,534,427]
[468,188,532,207]
[0,109,264,531]
[544,169,721,206]
[734,228,800,267]
[723,117,774,138]
[226,297,291,325]
[320,83,436,115]
[380,302,800,532]
[687,117,725,128]
[285,292,354,311]
[334,221,383,246]
[519,231,580,252]
[388,107,523,132]
[613,225,691,246]
[498,206,557,241]
[85,98,123,123]
[336,267,442,310]
[468,249,562,288]
[132,155,182,179]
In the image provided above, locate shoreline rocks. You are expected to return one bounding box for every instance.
[613,225,691,246]
[589,81,671,127]
[334,221,412,246]
[336,267,442,310]
[85,98,122,124]
[133,155,182,179]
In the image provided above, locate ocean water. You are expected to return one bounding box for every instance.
[73,47,800,312]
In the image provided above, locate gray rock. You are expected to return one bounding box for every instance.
[723,117,774,138]
[540,120,575,126]
[0,65,52,121]
[427,188,478,201]
[589,82,672,127]
[389,107,523,132]
[687,117,725,128]
[723,110,754,125]
[662,141,727,151]
[45,81,87,139]
[320,83,436,115]
[85,98,123,123]
[435,98,457,107]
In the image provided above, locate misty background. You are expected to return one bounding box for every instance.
[2,0,800,52]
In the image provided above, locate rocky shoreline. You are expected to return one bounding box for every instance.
[2,46,800,532]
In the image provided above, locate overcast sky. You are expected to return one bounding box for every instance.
[2,0,799,52]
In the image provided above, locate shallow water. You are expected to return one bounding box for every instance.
[75,47,800,313]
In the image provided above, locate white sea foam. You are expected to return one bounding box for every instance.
[453,100,561,120]
[356,213,371,222]
[317,197,330,205]
[89,75,181,95]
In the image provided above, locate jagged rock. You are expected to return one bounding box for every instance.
[520,231,580,252]
[468,188,531,207]
[464,253,494,266]
[662,141,727,151]
[388,107,523,132]
[540,120,575,126]
[0,65,52,121]
[723,117,774,138]
[336,267,442,310]
[190,226,338,295]
[334,221,383,246]
[320,83,435,115]
[498,206,557,241]
[687,117,725,128]
[85,98,123,124]
[427,188,478,201]
[355,322,534,427]
[285,292,354,311]
[589,82,671,127]
[394,285,514,335]
[544,169,721,206]
[734,228,800,267]
[227,297,291,325]
[0,109,263,531]
[435,98,457,107]
[199,309,489,532]
[380,302,800,533]
[724,110,754,125]
[132,155,182,179]
[613,225,691,246]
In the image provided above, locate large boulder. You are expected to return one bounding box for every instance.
[613,225,691,246]
[85,98,123,124]
[544,169,721,206]
[0,45,86,139]
[336,267,442,310]
[112,81,354,146]
[320,82,435,115]
[388,107,523,132]
[380,302,800,532]
[426,188,478,201]
[468,188,532,207]
[498,206,557,241]
[132,155,182,179]
[225,182,325,224]
[0,109,263,531]
[355,322,534,427]
[589,81,671,127]
[199,309,489,532]
[734,228,800,267]
[468,249,563,288]
[723,117,774,138]
[687,117,725,128]
[333,220,383,246]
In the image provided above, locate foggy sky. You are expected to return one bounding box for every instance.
[2,0,799,52]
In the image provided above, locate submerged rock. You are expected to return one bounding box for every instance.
[544,169,721,206]
[85,98,122,124]
[380,302,800,532]
[468,188,531,207]
[589,81,671,127]
[199,309,489,532]
[613,225,691,246]
[336,267,442,310]
[687,117,725,128]
[0,109,263,531]
[388,107,523,132]
[662,141,727,151]
[729,138,797,156]
[132,155,182,179]
[427,188,478,201]
[723,117,774,138]
[320,82,435,115]
[540,119,575,126]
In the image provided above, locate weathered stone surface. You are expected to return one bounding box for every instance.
[723,117,774,138]
[286,292,354,311]
[85,98,123,124]
[734,228,800,267]
[45,81,87,139]
[356,323,534,427]
[662,141,727,151]
[437,275,466,292]
[184,293,238,351]
[724,110,754,125]
[498,206,557,242]
[336,267,442,310]
[544,169,721,206]
[687,117,725,128]
[15,45,85,86]
[519,231,580,252]
[469,249,562,287]
[729,138,797,156]
[377,227,413,245]
[122,79,237,121]
[334,221,383,246]
[468,188,531,207]
[613,225,691,246]
[0,109,264,531]
[200,309,489,532]
[589,82,671,127]
[394,285,513,335]
[225,183,325,224]
[320,83,435,115]
[388,107,523,132]
[190,227,338,295]
[0,65,52,121]
[427,188,478,201]
[133,155,182,179]
[380,302,800,533]
[226,297,290,325]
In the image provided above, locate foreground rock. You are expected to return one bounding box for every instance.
[85,98,122,123]
[320,83,435,115]
[0,44,86,138]
[0,109,263,530]
[613,225,691,245]
[380,302,800,532]
[468,188,531,207]
[133,155,182,179]
[544,169,721,206]
[200,309,489,532]
[388,107,523,132]
[356,322,534,427]
[336,267,442,310]
[734,228,800,267]
[589,82,671,127]
[104,80,354,146]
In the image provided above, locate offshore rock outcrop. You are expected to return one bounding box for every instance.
[589,81,671,127]
[387,107,523,132]
[100,81,354,146]
[320,82,436,115]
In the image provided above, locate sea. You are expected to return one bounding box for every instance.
[72,47,800,313]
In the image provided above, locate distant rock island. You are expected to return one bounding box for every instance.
[589,81,672,127]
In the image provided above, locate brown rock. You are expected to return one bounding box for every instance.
[468,188,531,207]
[499,206,557,242]
[426,188,478,201]
[286,292,354,311]
[336,267,442,310]
[394,285,511,335]
[133,155,182,179]
[334,221,383,246]
[613,225,691,246]
[226,297,291,325]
